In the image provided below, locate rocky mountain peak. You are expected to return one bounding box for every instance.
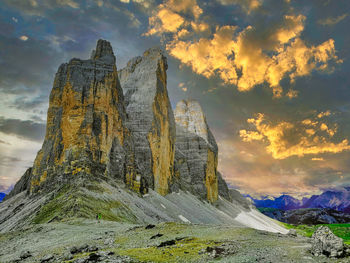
[6,40,233,206]
[175,99,216,149]
[118,47,175,196]
[174,99,220,203]
[90,39,115,64]
[26,39,134,194]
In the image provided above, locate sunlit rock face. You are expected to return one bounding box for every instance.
[29,39,135,193]
[7,40,232,203]
[173,100,223,203]
[118,48,176,195]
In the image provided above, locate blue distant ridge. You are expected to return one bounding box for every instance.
[0,192,6,202]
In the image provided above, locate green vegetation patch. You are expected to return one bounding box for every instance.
[281,222,350,244]
[257,207,280,213]
[33,185,72,224]
[118,237,219,263]
[33,183,138,224]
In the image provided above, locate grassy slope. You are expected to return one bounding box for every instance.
[257,207,350,244]
[257,207,280,213]
[281,222,350,244]
[33,183,138,224]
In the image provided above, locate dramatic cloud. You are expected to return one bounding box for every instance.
[0,117,45,142]
[216,0,262,14]
[145,0,202,36]
[239,112,350,159]
[0,33,60,94]
[19,35,29,41]
[146,1,342,97]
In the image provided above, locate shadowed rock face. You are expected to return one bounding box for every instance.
[3,168,32,201]
[173,100,220,203]
[29,39,135,193]
[118,48,176,196]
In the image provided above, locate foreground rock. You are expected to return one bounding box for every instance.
[311,226,344,257]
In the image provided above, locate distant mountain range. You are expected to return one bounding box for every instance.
[0,193,5,202]
[248,187,350,213]
[258,207,350,225]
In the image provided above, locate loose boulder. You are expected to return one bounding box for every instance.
[311,225,344,257]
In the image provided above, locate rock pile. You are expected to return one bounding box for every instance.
[311,226,344,257]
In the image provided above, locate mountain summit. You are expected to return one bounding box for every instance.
[9,39,134,197]
[4,39,226,205]
[1,40,285,235]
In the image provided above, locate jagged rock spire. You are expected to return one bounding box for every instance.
[91,39,116,64]
[118,47,175,196]
[6,40,232,203]
[27,39,134,193]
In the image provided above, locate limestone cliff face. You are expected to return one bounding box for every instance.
[7,41,234,204]
[30,39,135,193]
[118,48,176,195]
[174,100,220,203]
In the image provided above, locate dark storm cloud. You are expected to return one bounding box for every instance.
[0,33,60,94]
[0,117,45,142]
[0,0,160,95]
[12,94,48,111]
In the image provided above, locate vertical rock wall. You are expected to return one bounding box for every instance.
[29,40,134,193]
[8,40,233,203]
[118,48,175,195]
[174,100,219,203]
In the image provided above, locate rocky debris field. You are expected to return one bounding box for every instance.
[1,220,350,263]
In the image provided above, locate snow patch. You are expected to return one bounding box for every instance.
[178,215,191,223]
[234,209,288,234]
[160,204,166,209]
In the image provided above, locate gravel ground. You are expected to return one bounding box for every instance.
[0,220,349,263]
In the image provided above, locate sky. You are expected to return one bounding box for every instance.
[0,0,350,197]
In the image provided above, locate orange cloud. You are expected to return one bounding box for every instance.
[146,7,185,35]
[217,136,319,196]
[312,157,324,161]
[239,129,264,142]
[145,1,342,98]
[145,0,202,36]
[167,25,238,82]
[317,110,331,118]
[239,113,350,159]
[216,0,262,14]
[286,89,298,99]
